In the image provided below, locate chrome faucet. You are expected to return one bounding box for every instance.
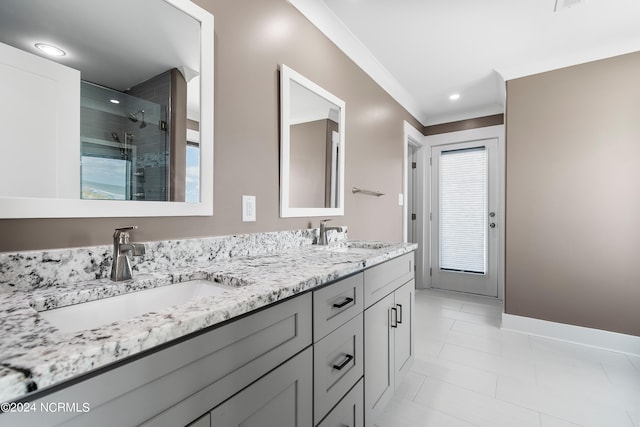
[318,219,342,245]
[110,226,146,282]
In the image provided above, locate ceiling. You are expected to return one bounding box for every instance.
[291,0,640,125]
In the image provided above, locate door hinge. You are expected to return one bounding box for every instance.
[412,161,417,169]
[411,213,416,220]
[429,157,432,166]
[429,212,432,221]
[429,267,432,276]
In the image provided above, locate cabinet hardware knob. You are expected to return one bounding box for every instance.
[332,354,354,371]
[332,297,354,309]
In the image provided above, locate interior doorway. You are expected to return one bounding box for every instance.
[403,121,428,288]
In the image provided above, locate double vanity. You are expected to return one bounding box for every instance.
[0,229,416,427]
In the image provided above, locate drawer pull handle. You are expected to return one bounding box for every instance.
[396,303,403,324]
[332,297,354,309]
[390,307,398,328]
[333,354,354,371]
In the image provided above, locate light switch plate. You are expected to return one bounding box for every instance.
[242,195,256,222]
[398,193,404,206]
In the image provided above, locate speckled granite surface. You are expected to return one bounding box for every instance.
[0,228,338,292]
[0,230,416,403]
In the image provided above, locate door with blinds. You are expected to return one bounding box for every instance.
[430,138,498,297]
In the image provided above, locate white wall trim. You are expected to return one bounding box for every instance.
[402,121,425,243]
[403,121,428,288]
[424,104,504,127]
[288,0,428,125]
[502,313,640,357]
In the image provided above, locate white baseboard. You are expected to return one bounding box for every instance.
[501,313,640,357]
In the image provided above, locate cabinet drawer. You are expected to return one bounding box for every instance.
[314,312,364,425]
[313,273,363,341]
[317,378,363,427]
[363,252,414,308]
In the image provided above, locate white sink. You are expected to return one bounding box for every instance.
[39,280,233,333]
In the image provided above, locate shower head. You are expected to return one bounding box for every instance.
[128,109,146,128]
[111,132,120,142]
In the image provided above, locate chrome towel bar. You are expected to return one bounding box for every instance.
[352,187,385,197]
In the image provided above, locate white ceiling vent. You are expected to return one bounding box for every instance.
[554,0,586,12]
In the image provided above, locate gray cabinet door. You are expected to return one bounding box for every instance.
[210,347,313,427]
[363,292,395,426]
[393,280,415,387]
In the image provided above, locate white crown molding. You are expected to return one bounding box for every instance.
[424,104,504,127]
[502,313,640,357]
[289,0,428,126]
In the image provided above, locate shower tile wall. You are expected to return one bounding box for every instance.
[126,71,171,201]
[80,73,170,201]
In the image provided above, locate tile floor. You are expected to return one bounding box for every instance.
[376,288,640,427]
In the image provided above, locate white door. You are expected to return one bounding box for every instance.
[430,138,498,297]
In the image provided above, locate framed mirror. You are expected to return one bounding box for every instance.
[280,65,345,217]
[0,0,213,218]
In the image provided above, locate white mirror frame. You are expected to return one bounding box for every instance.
[0,0,214,218]
[280,64,345,218]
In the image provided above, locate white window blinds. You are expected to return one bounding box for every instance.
[439,147,487,274]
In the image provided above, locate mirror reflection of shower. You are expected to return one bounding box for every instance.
[80,81,169,202]
[129,109,147,128]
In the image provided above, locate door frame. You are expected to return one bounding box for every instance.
[425,125,506,301]
[403,121,428,288]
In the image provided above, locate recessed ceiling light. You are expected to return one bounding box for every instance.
[110,99,120,104]
[449,93,460,101]
[34,43,66,57]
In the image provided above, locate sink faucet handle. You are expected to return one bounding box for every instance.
[113,226,138,242]
[115,226,137,232]
[320,219,332,225]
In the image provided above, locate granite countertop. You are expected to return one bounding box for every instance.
[0,240,416,403]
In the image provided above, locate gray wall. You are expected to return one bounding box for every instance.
[505,52,640,337]
[0,0,422,251]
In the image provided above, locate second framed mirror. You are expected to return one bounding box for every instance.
[280,65,345,217]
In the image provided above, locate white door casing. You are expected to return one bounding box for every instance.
[425,125,505,300]
[403,121,428,288]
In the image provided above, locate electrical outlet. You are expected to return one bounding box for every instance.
[242,195,256,222]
